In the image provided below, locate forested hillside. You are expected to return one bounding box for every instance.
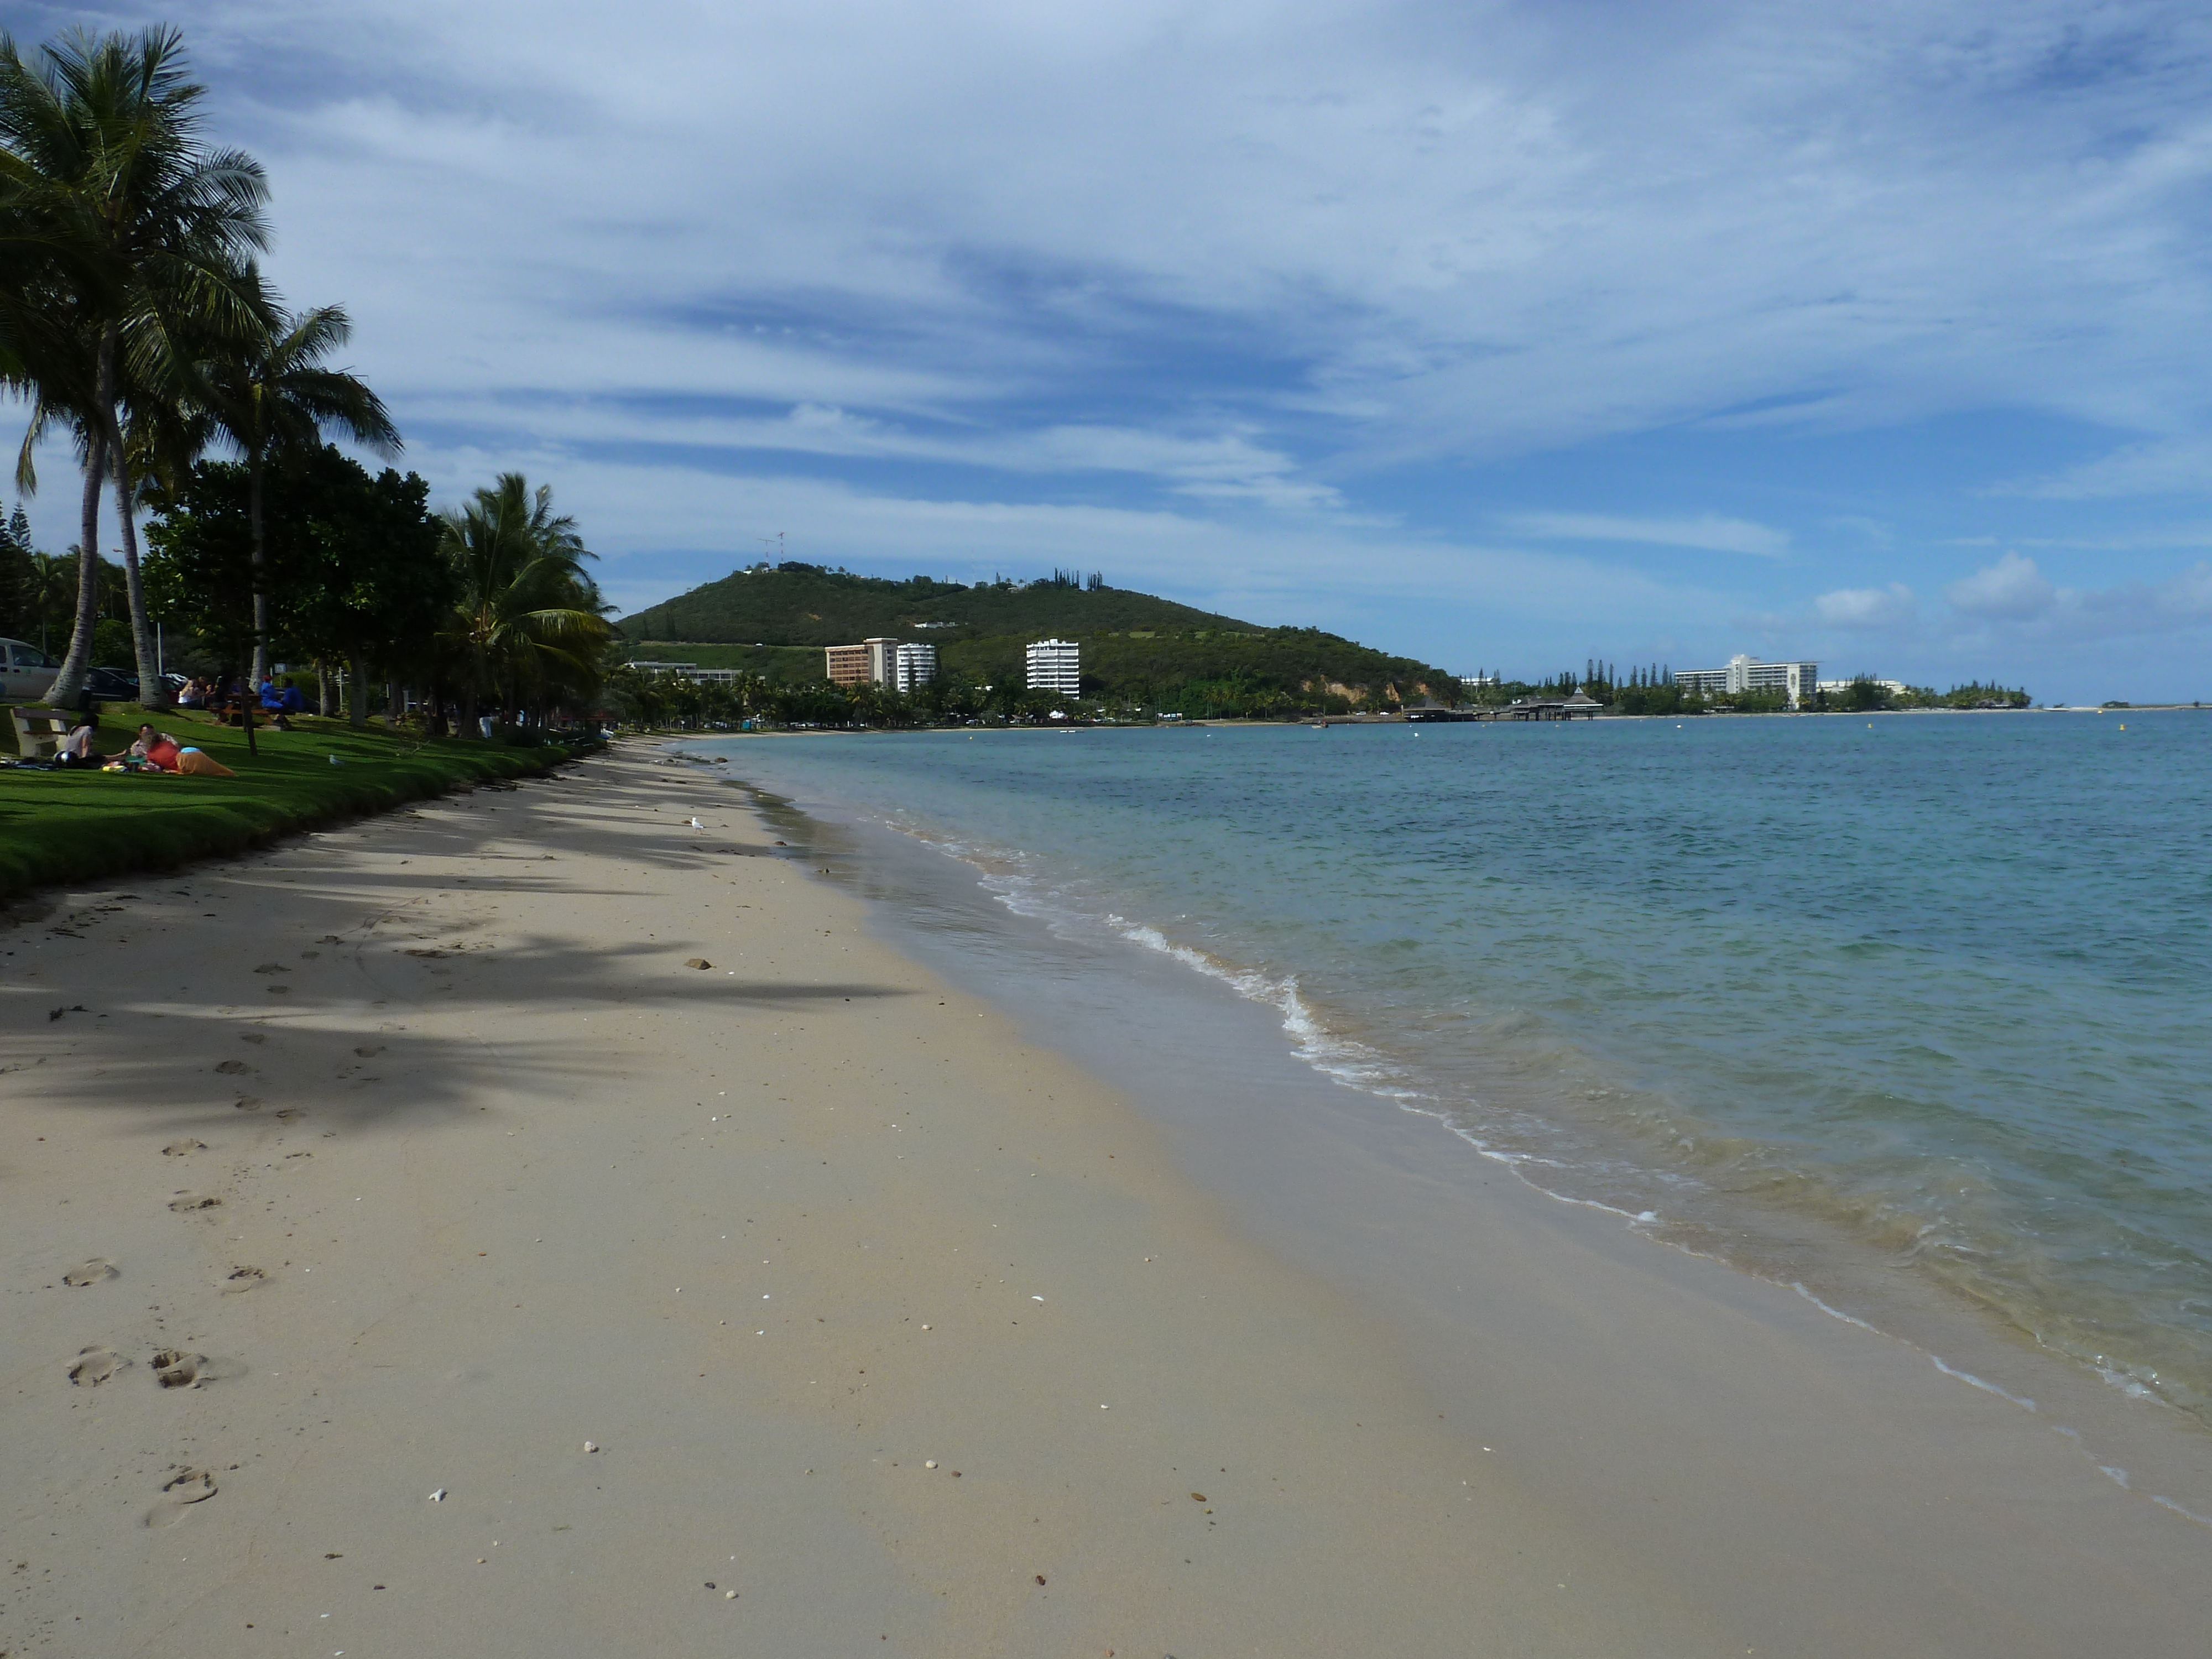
[618,565,1463,714]
[618,564,1249,644]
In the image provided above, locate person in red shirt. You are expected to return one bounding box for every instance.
[132,724,184,771]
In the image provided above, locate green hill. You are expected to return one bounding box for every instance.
[618,564,1249,645]
[618,564,1462,715]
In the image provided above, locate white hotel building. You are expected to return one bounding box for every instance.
[1674,654,1818,708]
[893,641,936,693]
[1025,638,1082,697]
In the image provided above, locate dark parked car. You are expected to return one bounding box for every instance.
[83,666,141,703]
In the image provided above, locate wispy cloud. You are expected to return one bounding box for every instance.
[1997,436,2212,500]
[8,0,2212,698]
[1503,513,1791,559]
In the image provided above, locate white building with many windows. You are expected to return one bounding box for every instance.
[1025,638,1081,697]
[894,641,937,693]
[1674,654,1818,707]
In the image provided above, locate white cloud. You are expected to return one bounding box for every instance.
[1947,551,2057,620]
[14,0,2212,701]
[1500,512,1791,558]
[1815,583,1918,628]
[150,0,2212,472]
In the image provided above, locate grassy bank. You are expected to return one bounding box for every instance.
[0,705,597,904]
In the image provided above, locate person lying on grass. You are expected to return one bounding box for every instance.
[131,725,184,770]
[121,724,235,776]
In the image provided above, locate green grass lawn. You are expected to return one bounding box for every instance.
[0,705,597,903]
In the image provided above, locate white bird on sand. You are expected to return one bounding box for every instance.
[687,817,704,828]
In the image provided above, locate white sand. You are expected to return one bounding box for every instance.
[2,744,2205,1656]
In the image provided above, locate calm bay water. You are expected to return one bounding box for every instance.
[701,712,2212,1422]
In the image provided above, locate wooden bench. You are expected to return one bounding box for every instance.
[9,707,71,760]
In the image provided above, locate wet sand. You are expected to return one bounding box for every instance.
[2,743,2205,1656]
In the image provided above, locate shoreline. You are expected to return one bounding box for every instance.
[4,743,2207,1655]
[694,723,2212,1443]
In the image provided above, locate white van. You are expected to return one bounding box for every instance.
[2,638,60,705]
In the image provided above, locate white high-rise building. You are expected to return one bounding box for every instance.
[894,641,937,693]
[1025,638,1081,697]
[1674,654,1818,708]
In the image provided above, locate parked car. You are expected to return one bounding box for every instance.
[83,665,140,703]
[1,637,59,704]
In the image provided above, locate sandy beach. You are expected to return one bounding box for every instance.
[3,743,2207,1658]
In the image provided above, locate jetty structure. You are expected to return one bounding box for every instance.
[1407,691,1602,722]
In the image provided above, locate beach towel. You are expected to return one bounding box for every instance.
[176,748,236,778]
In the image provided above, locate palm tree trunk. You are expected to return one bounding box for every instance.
[316,655,333,717]
[105,406,166,709]
[349,650,369,729]
[248,450,268,683]
[46,434,107,709]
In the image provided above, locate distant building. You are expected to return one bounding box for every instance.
[1025,638,1081,697]
[1817,677,1907,697]
[628,660,749,685]
[825,638,899,686]
[823,638,940,692]
[1675,654,1818,708]
[1489,692,1601,721]
[1459,674,1499,687]
[894,641,937,693]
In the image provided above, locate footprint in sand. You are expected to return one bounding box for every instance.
[162,1139,206,1157]
[145,1468,217,1526]
[69,1345,122,1386]
[62,1258,117,1288]
[214,1057,252,1074]
[152,1350,205,1389]
[222,1266,267,1294]
[168,1193,221,1212]
[353,1045,383,1058]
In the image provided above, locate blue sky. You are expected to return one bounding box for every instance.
[15,1,2212,700]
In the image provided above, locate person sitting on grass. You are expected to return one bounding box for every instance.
[176,677,206,709]
[56,714,113,768]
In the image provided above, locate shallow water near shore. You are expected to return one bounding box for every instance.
[691,711,2212,1430]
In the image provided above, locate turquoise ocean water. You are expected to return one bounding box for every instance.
[701,712,2212,1425]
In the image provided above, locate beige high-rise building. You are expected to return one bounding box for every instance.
[825,638,900,686]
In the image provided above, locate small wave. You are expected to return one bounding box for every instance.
[1930,1355,2036,1411]
[1101,915,1425,1098]
[2150,1494,2212,1528]
[1791,1282,1883,1334]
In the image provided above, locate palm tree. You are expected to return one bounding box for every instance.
[23,546,71,651]
[190,288,398,685]
[0,24,268,708]
[438,474,612,729]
